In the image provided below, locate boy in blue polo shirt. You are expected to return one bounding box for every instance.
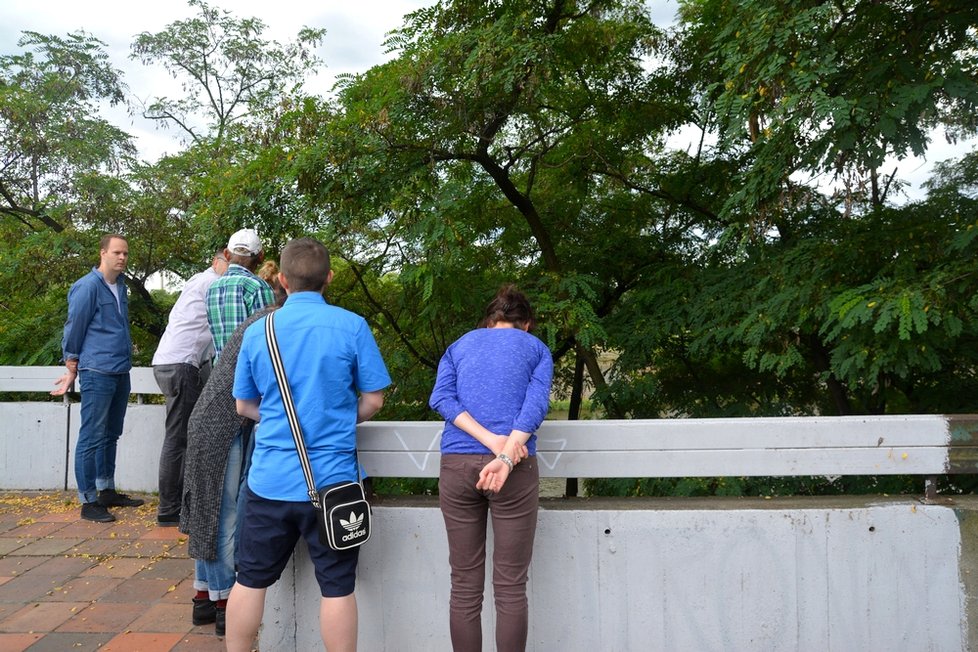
[226,237,390,652]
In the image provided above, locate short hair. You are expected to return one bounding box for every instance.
[100,233,127,251]
[227,250,261,269]
[478,284,536,331]
[280,238,331,293]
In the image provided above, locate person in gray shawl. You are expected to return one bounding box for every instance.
[180,287,283,635]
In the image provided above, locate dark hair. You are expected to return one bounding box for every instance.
[99,233,126,251]
[280,238,331,293]
[478,284,536,331]
[227,250,261,270]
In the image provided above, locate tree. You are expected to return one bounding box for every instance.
[130,0,325,148]
[273,0,699,417]
[0,31,134,232]
[678,0,978,217]
[638,0,978,416]
[0,31,145,365]
[126,0,330,282]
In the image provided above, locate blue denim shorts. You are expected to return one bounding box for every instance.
[236,484,359,597]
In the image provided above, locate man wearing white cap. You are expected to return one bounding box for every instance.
[189,228,274,634]
[206,229,274,358]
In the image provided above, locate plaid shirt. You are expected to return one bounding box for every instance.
[205,264,273,358]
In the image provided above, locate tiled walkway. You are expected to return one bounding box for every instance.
[0,491,235,652]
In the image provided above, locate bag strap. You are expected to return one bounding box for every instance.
[264,311,364,509]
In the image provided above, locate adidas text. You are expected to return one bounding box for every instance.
[342,529,367,542]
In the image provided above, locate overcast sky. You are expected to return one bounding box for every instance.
[1,1,970,200]
[0,1,444,160]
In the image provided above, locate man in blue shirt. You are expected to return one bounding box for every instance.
[52,234,144,523]
[225,237,390,652]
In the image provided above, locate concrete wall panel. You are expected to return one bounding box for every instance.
[262,499,969,652]
[0,402,69,490]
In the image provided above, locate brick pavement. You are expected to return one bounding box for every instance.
[0,492,242,652]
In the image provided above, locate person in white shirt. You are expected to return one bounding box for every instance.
[152,251,229,527]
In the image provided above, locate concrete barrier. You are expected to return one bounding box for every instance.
[266,495,975,651]
[2,367,976,650]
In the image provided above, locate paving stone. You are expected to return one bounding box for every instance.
[159,544,190,560]
[0,632,43,651]
[0,493,199,650]
[0,602,88,632]
[66,538,133,557]
[100,578,175,604]
[79,557,152,579]
[160,578,196,604]
[171,632,229,650]
[33,512,77,524]
[96,521,153,541]
[54,602,143,633]
[22,631,114,651]
[0,538,27,555]
[0,573,63,603]
[0,556,46,577]
[0,518,25,534]
[40,576,123,602]
[116,540,175,560]
[0,602,22,622]
[133,558,195,581]
[6,538,85,557]
[126,602,196,633]
[22,556,98,580]
[139,526,186,542]
[3,522,68,539]
[138,541,188,561]
[54,520,115,538]
[99,631,184,652]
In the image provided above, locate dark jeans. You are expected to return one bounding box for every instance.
[75,370,130,504]
[153,362,209,517]
[439,454,539,652]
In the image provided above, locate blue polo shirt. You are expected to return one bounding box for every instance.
[233,292,391,501]
[62,268,132,374]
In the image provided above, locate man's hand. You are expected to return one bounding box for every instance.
[50,367,77,396]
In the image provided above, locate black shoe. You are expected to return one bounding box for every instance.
[81,502,116,523]
[157,513,180,527]
[97,489,145,508]
[193,597,217,625]
[215,605,226,636]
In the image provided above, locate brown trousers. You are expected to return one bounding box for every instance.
[439,454,539,652]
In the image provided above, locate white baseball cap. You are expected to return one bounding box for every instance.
[227,228,262,255]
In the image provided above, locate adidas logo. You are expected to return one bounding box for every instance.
[340,511,364,532]
[339,511,367,542]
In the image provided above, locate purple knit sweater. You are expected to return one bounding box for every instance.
[429,327,553,455]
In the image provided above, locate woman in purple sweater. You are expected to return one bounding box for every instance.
[429,285,554,652]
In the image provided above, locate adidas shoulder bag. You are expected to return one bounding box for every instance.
[319,480,371,550]
[265,312,372,551]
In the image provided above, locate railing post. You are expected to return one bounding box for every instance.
[63,388,71,492]
[565,478,578,497]
[925,475,938,501]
